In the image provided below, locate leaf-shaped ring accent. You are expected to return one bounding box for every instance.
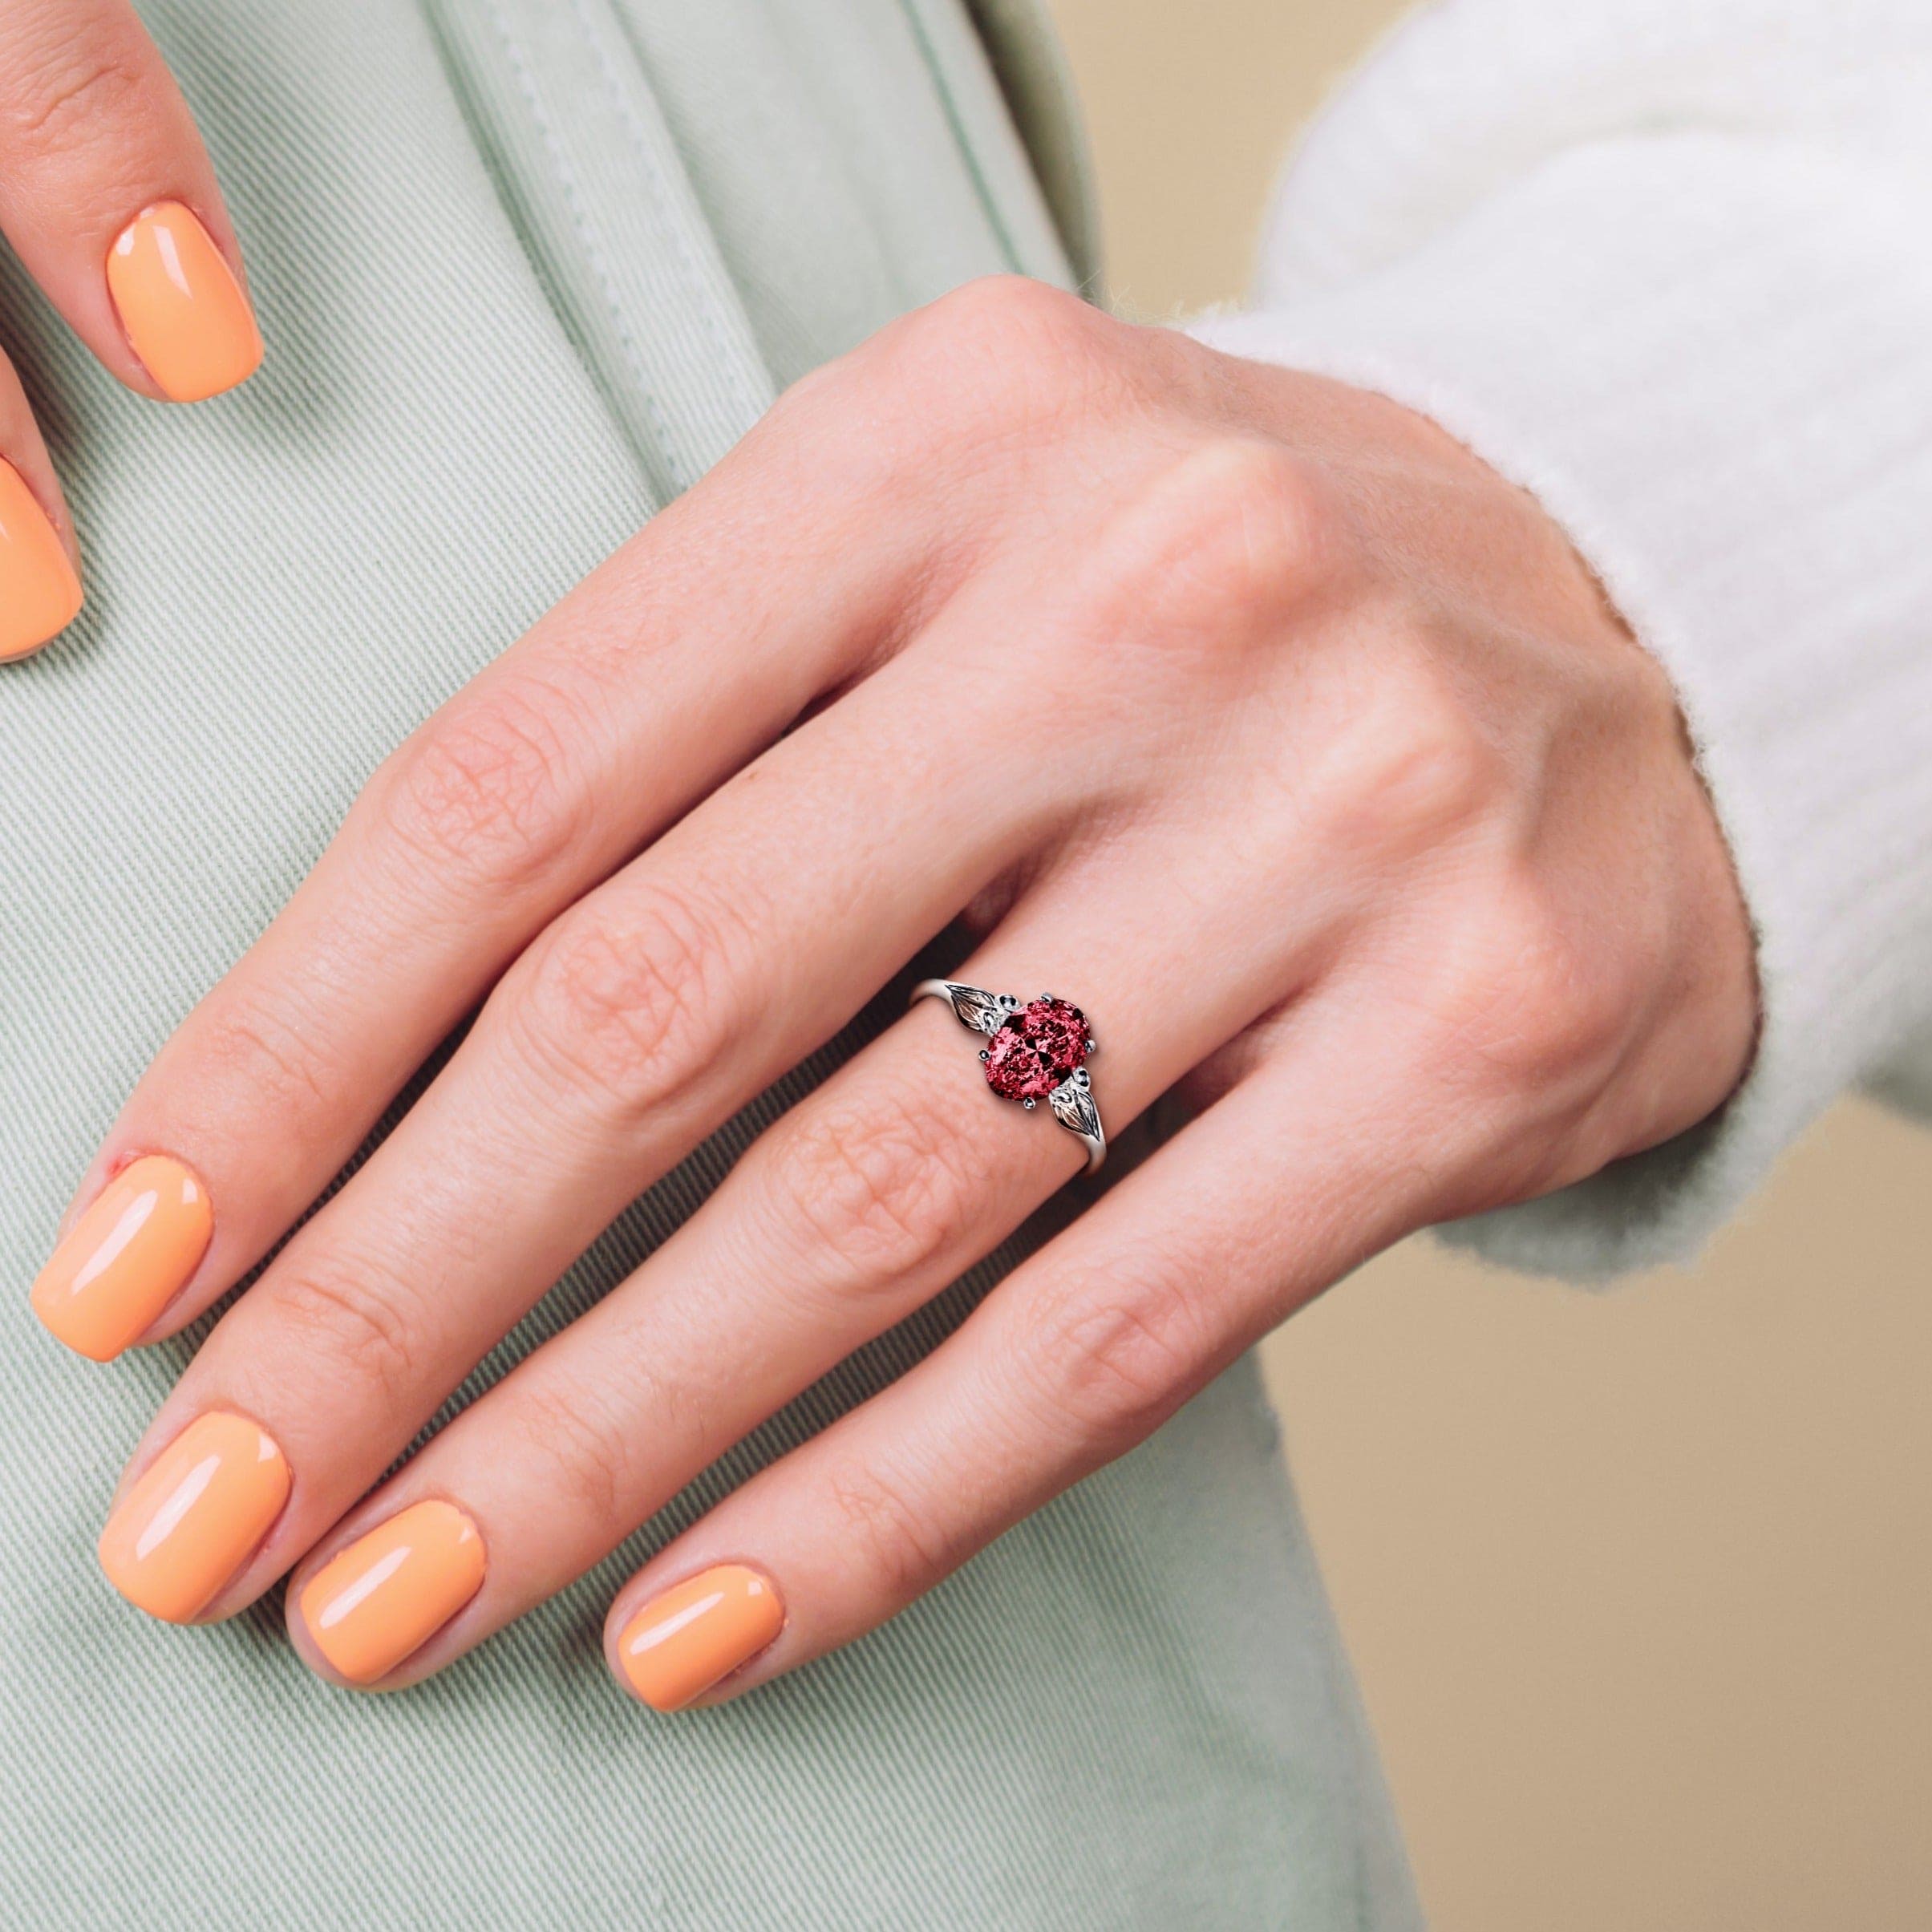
[1047,1067,1105,1173]
[913,979,1019,1037]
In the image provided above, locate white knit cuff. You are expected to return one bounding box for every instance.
[1193,136,1932,1278]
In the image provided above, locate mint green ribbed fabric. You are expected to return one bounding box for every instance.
[0,3,1419,1924]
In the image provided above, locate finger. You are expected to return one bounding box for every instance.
[604,1009,1461,1710]
[91,626,1067,1631]
[33,341,1005,1360]
[0,0,261,400]
[115,431,1334,1665]
[264,820,1318,1688]
[0,356,80,660]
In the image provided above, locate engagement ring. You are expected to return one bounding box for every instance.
[911,980,1106,1172]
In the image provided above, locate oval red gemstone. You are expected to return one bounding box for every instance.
[983,997,1091,1102]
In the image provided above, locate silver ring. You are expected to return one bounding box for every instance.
[911,979,1106,1173]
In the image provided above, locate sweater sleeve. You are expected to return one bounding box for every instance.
[1190,0,1932,1278]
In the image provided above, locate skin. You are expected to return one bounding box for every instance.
[0,0,255,599]
[67,274,1759,1704]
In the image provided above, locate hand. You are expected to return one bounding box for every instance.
[0,0,261,662]
[39,276,1755,1707]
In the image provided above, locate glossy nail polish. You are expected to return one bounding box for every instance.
[107,201,263,403]
[0,460,82,661]
[298,1501,484,1686]
[99,1413,290,1623]
[617,1565,784,1711]
[31,1155,213,1361]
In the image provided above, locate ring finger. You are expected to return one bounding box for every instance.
[271,839,1316,1689]
[92,628,1066,1629]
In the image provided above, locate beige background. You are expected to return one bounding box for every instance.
[1041,2,1932,1927]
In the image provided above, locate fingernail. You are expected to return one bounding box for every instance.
[107,201,263,403]
[0,461,82,661]
[298,1500,484,1687]
[617,1564,785,1711]
[31,1155,213,1361]
[98,1413,290,1623]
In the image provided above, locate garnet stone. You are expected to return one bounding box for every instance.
[983,997,1092,1102]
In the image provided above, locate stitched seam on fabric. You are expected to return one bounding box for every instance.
[407,1,659,519]
[963,0,1100,294]
[896,0,1023,275]
[567,0,770,439]
[482,0,688,491]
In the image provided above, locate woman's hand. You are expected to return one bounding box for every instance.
[38,277,1754,1707]
[0,0,261,662]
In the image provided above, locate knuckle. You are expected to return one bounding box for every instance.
[923,272,1100,354]
[1023,1263,1205,1450]
[1089,439,1336,648]
[1317,653,1505,861]
[821,1456,956,1604]
[508,885,742,1119]
[764,1091,986,1290]
[0,51,149,160]
[270,1260,420,1408]
[197,990,341,1121]
[869,274,1118,435]
[1435,873,1640,1096]
[505,1379,640,1527]
[377,683,585,895]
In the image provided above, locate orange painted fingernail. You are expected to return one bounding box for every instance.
[617,1565,785,1711]
[299,1501,485,1687]
[0,460,82,661]
[107,201,262,403]
[99,1413,290,1623]
[31,1155,213,1361]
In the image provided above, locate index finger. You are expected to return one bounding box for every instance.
[26,354,979,1357]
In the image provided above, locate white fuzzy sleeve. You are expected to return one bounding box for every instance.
[1191,0,1932,1276]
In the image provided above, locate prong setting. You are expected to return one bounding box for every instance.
[910,978,1107,1173]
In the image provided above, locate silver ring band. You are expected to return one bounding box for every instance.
[911,978,1106,1173]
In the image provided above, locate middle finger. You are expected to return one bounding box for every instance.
[281,828,1312,1687]
[98,627,1062,1627]
[32,375,976,1362]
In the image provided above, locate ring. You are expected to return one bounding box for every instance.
[911,980,1106,1173]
